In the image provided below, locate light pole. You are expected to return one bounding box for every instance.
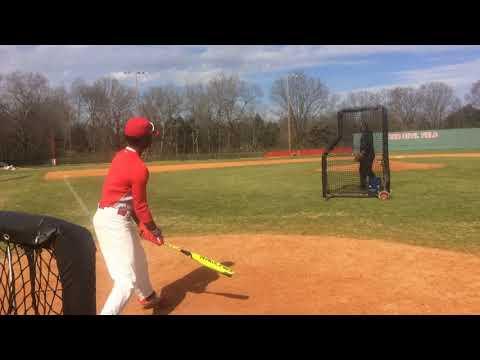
[285,74,295,155]
[286,76,291,154]
[285,73,300,155]
[123,71,147,113]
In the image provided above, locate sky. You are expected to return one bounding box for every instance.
[1,45,480,111]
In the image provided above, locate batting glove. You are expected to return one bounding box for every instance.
[139,223,164,246]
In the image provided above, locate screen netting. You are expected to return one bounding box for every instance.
[0,211,97,315]
[322,106,390,198]
[1,233,63,315]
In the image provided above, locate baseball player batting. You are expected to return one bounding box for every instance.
[93,117,166,315]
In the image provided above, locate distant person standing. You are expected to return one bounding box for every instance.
[357,119,376,190]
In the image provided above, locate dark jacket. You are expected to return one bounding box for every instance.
[360,131,375,160]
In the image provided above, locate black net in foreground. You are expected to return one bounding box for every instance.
[0,212,96,315]
[322,106,391,200]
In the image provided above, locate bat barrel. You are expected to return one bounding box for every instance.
[164,242,234,277]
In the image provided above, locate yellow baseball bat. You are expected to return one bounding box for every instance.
[164,242,234,278]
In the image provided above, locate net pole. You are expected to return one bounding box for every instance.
[26,248,39,315]
[382,106,391,193]
[6,244,17,314]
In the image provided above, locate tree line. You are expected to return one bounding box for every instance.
[1,70,480,165]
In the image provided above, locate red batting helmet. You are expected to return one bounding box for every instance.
[124,117,160,138]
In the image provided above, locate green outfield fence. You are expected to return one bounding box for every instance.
[353,128,480,153]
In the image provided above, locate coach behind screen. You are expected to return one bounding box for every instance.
[357,119,376,190]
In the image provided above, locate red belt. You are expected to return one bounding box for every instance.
[98,205,130,217]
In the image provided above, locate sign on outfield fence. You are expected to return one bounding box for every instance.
[388,131,439,141]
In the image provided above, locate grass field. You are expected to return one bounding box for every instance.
[2,153,480,254]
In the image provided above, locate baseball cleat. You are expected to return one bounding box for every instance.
[138,291,168,309]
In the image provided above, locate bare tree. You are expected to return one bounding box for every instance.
[101,78,137,149]
[271,71,331,148]
[0,71,281,164]
[185,84,212,153]
[47,86,74,154]
[140,85,184,154]
[78,81,109,152]
[387,87,423,130]
[1,72,51,161]
[68,78,88,152]
[465,80,480,109]
[341,89,389,109]
[417,82,461,129]
[325,93,341,113]
[208,73,262,151]
[0,75,15,161]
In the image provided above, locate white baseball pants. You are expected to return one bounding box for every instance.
[93,207,154,315]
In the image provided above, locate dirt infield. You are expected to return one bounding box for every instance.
[43,152,479,181]
[45,158,326,180]
[95,234,480,315]
[391,152,480,159]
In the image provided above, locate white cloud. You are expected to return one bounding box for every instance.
[0,45,479,93]
[335,57,480,99]
[64,45,91,49]
[318,45,477,56]
[194,45,477,77]
[110,72,131,80]
[336,84,402,98]
[145,68,225,85]
[396,58,480,88]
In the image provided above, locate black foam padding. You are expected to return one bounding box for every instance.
[0,211,97,315]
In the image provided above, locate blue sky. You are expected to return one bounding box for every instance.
[1,45,480,107]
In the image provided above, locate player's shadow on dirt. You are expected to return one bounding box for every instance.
[152,261,249,315]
